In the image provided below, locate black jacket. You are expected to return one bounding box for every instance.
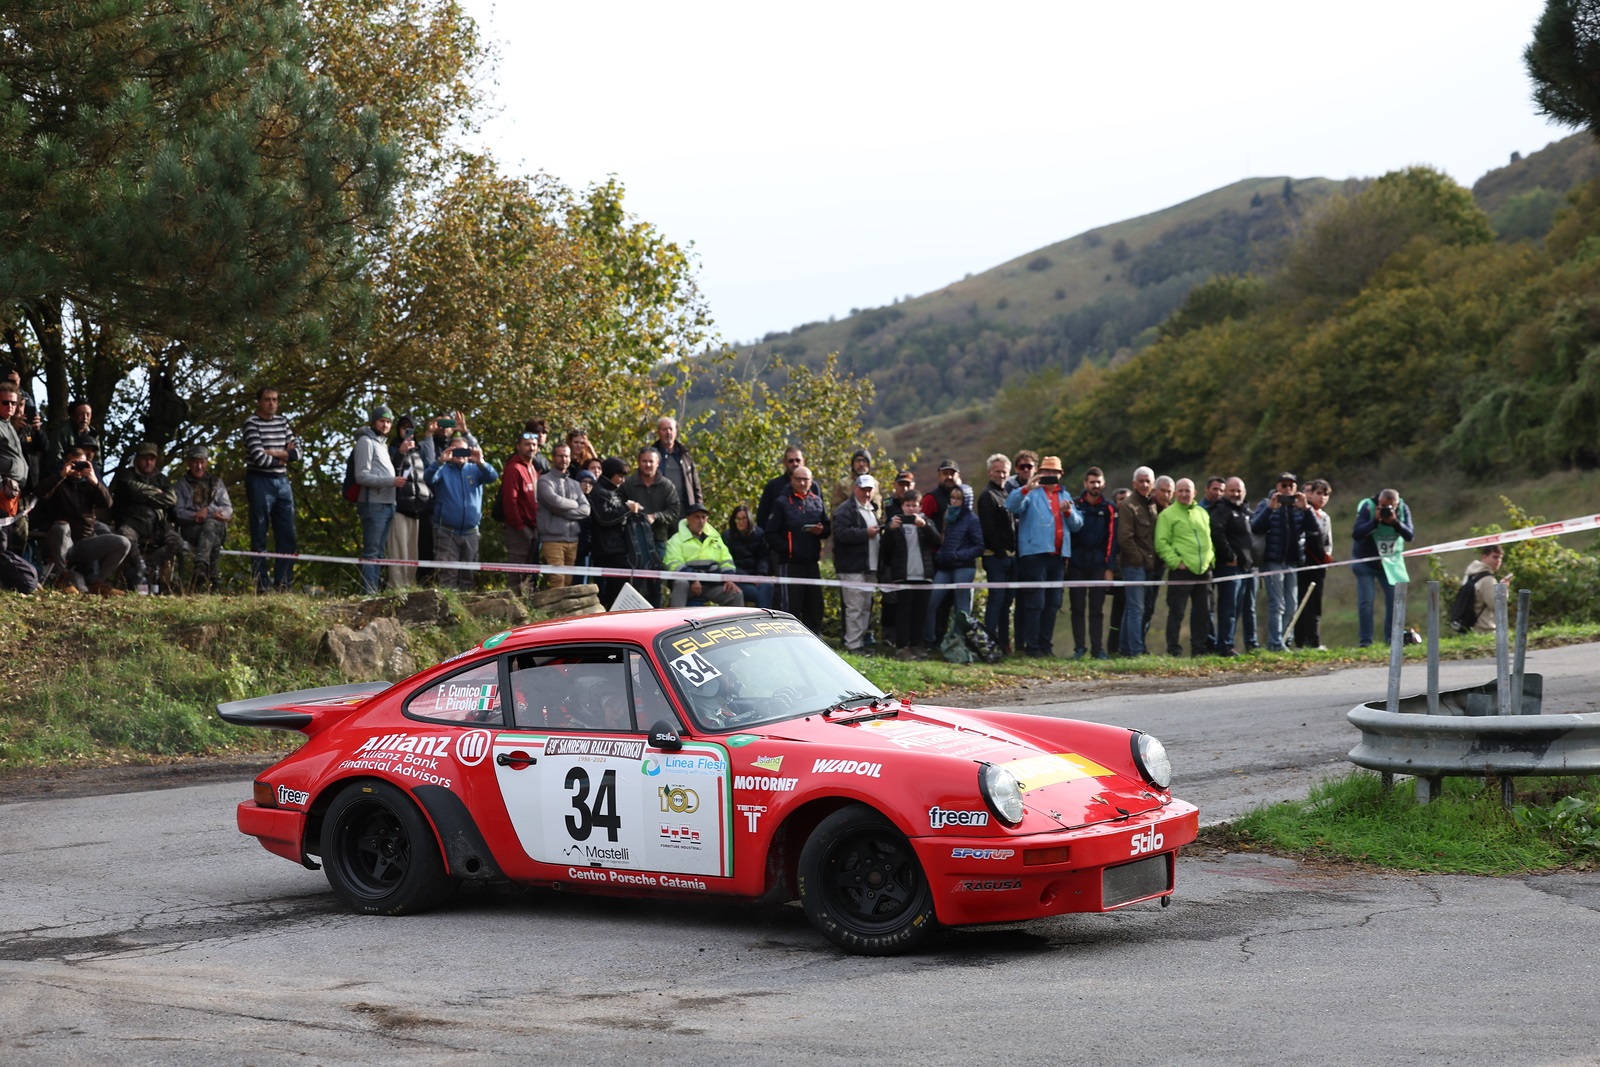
[977,480,1016,557]
[724,522,768,575]
[832,497,880,573]
[590,480,632,561]
[1210,498,1254,569]
[1070,493,1118,572]
[878,515,941,583]
[767,490,830,565]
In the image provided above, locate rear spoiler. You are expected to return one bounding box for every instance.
[217,682,390,731]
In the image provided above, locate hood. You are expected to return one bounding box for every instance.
[747,705,1163,831]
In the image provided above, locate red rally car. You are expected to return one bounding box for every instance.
[222,607,1198,955]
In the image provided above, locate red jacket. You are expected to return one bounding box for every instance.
[502,457,539,529]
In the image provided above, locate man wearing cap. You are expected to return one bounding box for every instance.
[590,457,634,608]
[113,443,182,593]
[536,442,589,589]
[425,434,498,592]
[174,445,233,591]
[1006,456,1083,657]
[831,448,874,510]
[352,405,406,595]
[37,445,131,595]
[663,502,741,606]
[1251,472,1309,652]
[832,473,881,651]
[921,459,968,523]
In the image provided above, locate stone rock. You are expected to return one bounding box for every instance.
[527,583,600,609]
[175,623,224,650]
[319,616,415,680]
[464,592,529,625]
[394,588,455,626]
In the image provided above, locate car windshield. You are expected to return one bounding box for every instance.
[656,616,885,732]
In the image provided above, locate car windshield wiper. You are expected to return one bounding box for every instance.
[821,693,896,721]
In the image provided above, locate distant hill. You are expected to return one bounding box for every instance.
[731,176,1348,427]
[1472,133,1600,243]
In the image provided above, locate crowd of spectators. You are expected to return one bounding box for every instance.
[0,377,1443,659]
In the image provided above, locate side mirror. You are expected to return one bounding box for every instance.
[648,719,683,752]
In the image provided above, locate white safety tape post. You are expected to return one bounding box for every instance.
[221,511,1600,594]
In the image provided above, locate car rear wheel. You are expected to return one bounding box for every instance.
[798,804,936,955]
[322,781,454,915]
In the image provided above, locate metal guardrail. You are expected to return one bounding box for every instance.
[1344,580,1600,805]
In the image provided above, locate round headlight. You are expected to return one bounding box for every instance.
[1131,732,1172,790]
[979,764,1025,825]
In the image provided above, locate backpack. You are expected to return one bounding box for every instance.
[342,449,360,502]
[1450,571,1492,633]
[939,623,976,664]
[955,610,1002,664]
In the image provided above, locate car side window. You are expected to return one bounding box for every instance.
[508,647,635,732]
[629,651,679,728]
[405,658,503,725]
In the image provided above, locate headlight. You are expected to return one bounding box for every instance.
[979,764,1025,825]
[1131,732,1172,790]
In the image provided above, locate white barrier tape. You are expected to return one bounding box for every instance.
[221,510,1600,593]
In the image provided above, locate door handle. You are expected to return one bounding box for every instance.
[496,751,536,769]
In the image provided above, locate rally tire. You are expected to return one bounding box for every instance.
[798,804,937,955]
[322,781,455,916]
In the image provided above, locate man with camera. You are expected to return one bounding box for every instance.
[426,433,498,591]
[38,446,131,595]
[1251,472,1310,652]
[1005,455,1083,658]
[1351,488,1415,647]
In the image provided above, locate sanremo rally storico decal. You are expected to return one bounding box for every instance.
[492,733,733,880]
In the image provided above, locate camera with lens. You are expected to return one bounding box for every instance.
[451,447,471,459]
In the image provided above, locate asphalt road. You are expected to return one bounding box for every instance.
[3,645,1598,1066]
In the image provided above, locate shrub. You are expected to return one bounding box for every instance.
[1027,255,1053,272]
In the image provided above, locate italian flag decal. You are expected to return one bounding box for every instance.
[476,685,499,711]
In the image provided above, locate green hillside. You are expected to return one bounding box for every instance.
[734,176,1349,426]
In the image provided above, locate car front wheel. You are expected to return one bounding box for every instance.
[321,781,454,915]
[798,804,936,955]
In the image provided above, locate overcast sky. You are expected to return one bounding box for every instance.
[458,1,1566,344]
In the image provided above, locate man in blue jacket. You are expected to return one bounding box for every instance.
[426,434,498,591]
[1005,455,1083,657]
[1068,465,1116,660]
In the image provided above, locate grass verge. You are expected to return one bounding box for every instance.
[0,591,507,772]
[1203,771,1600,874]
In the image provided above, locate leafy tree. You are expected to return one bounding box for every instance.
[0,0,398,426]
[686,353,883,523]
[1526,0,1600,135]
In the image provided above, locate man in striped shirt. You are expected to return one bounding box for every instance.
[241,386,299,592]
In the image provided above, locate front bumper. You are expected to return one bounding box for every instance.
[912,799,1199,926]
[237,801,308,865]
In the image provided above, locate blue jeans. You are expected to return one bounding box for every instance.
[356,501,396,594]
[1261,567,1299,651]
[1353,559,1396,647]
[734,578,774,609]
[246,473,297,590]
[1120,565,1150,655]
[1016,553,1065,655]
[926,566,977,646]
[982,555,1016,653]
[1237,572,1259,648]
[1214,565,1245,651]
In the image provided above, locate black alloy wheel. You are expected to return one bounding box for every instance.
[798,804,936,955]
[322,781,454,915]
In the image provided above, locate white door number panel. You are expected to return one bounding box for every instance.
[491,734,731,877]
